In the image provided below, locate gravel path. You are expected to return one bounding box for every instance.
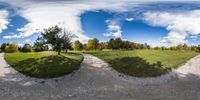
[1,53,200,100]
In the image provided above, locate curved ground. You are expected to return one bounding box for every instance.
[0,53,200,100]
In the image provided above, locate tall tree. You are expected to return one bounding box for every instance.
[41,26,75,55]
[87,38,99,50]
[108,38,123,50]
[197,45,200,52]
[61,29,75,53]
[33,36,48,52]
[72,40,83,51]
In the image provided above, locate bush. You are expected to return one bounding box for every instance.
[23,44,32,52]
[1,43,9,52]
[5,43,18,53]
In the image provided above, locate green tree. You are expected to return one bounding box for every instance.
[122,41,132,50]
[72,40,83,51]
[108,38,115,49]
[197,45,200,52]
[108,38,123,50]
[5,43,18,53]
[41,26,75,55]
[87,38,99,50]
[1,43,9,52]
[22,44,32,52]
[61,29,75,53]
[33,37,48,52]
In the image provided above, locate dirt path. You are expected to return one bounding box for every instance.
[1,53,200,100]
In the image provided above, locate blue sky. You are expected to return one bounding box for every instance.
[0,1,200,47]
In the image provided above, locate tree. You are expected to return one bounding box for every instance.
[108,38,115,49]
[170,46,177,50]
[114,38,123,49]
[108,38,123,50]
[5,43,18,53]
[33,37,48,52]
[122,41,132,50]
[99,42,108,50]
[1,43,9,52]
[61,29,75,53]
[22,44,32,52]
[87,38,99,50]
[72,40,83,51]
[197,45,200,52]
[41,26,75,55]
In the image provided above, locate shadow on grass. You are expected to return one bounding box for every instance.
[108,57,171,77]
[12,55,82,78]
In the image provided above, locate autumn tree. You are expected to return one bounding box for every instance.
[5,43,18,53]
[108,38,123,50]
[72,40,83,51]
[87,38,99,50]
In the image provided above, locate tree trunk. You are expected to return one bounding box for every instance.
[66,49,68,53]
[58,51,61,55]
[58,49,61,55]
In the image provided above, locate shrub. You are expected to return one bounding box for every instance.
[1,43,9,52]
[22,44,32,52]
[5,43,18,53]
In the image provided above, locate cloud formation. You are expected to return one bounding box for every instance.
[144,10,200,45]
[3,34,21,39]
[4,0,138,42]
[0,10,9,33]
[103,19,122,38]
[2,0,200,45]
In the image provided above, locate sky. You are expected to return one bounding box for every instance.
[0,0,200,47]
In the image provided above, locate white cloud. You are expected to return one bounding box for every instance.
[4,0,140,42]
[3,34,21,39]
[144,10,200,45]
[125,17,134,21]
[0,10,9,33]
[103,19,122,38]
[25,39,31,43]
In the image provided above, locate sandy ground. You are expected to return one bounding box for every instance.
[1,53,200,100]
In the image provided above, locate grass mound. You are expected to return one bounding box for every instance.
[84,50,198,77]
[5,52,83,78]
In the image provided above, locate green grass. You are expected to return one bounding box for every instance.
[4,51,83,78]
[84,50,199,77]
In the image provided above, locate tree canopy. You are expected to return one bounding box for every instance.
[72,40,83,51]
[41,26,75,54]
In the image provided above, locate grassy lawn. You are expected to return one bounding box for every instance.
[4,51,83,78]
[84,50,199,77]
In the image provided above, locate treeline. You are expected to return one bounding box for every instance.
[1,38,200,53]
[154,44,200,51]
[0,26,200,53]
[72,38,151,51]
[72,38,200,52]
[0,43,35,53]
[0,26,74,54]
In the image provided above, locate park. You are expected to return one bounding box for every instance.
[1,26,199,78]
[0,26,200,99]
[1,1,200,100]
